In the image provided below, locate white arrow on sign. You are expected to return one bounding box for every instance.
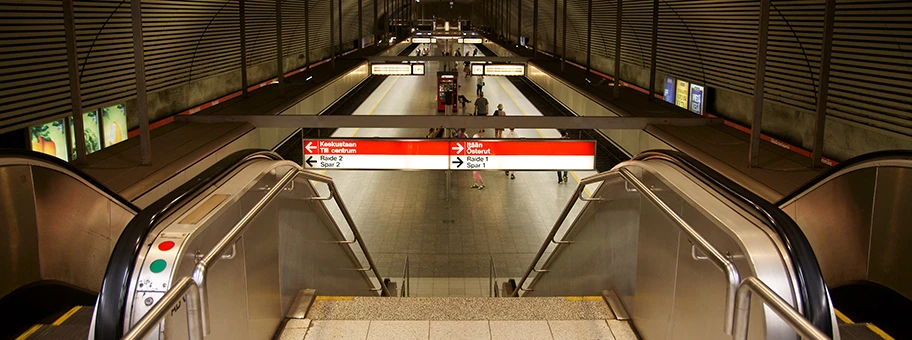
[305,142,316,153]
[452,142,464,154]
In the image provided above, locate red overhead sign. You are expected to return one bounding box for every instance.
[304,139,595,170]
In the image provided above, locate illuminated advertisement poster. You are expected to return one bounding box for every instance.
[411,37,431,43]
[689,84,705,115]
[30,119,68,161]
[103,103,128,147]
[463,38,483,44]
[69,110,102,159]
[663,76,676,104]
[675,79,689,109]
[483,65,525,76]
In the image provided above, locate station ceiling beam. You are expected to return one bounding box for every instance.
[175,115,723,130]
[365,56,530,62]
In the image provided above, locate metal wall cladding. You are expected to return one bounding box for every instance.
[829,0,912,137]
[308,0,331,60]
[141,0,242,93]
[74,0,137,110]
[282,0,308,61]
[0,0,70,132]
[527,0,912,139]
[246,0,278,66]
[341,0,361,50]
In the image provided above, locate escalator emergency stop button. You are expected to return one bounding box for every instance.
[158,240,175,251]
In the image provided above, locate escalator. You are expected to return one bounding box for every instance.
[0,150,140,339]
[513,150,835,339]
[777,150,912,340]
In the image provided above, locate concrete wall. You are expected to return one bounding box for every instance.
[524,63,673,157]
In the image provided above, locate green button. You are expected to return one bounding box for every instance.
[150,259,167,273]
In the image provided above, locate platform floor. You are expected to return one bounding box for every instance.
[313,47,598,297]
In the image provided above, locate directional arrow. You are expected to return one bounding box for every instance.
[451,142,464,154]
[305,142,316,153]
[305,156,316,167]
[451,157,463,168]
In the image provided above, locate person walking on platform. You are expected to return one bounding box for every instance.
[557,131,570,184]
[493,104,506,138]
[476,75,485,95]
[474,92,489,116]
[463,61,471,78]
[504,128,518,180]
[471,129,486,190]
[473,48,478,56]
[458,94,470,115]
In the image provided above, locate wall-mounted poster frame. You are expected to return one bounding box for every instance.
[663,76,676,104]
[689,83,705,115]
[675,79,690,109]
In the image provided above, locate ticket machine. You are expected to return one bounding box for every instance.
[437,71,458,112]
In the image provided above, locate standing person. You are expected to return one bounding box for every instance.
[557,131,570,184]
[463,61,471,78]
[474,92,489,116]
[476,75,485,95]
[504,128,518,180]
[492,104,506,138]
[456,128,468,138]
[471,129,486,189]
[473,48,478,56]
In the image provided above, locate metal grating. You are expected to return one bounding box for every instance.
[828,0,912,136]
[0,0,70,132]
[563,0,587,64]
[308,0,331,61]
[141,0,241,93]
[520,0,533,39]
[282,0,307,60]
[341,0,360,51]
[245,0,277,67]
[766,0,824,112]
[618,0,652,68]
[74,0,137,110]
[590,0,617,62]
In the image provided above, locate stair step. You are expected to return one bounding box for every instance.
[15,306,94,340]
[22,324,90,340]
[839,323,894,340]
[306,296,615,321]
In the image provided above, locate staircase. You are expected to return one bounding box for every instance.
[14,305,94,340]
[277,292,638,340]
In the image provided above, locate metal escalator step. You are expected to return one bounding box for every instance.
[839,323,895,340]
[24,324,89,340]
[56,306,93,327]
[14,324,43,340]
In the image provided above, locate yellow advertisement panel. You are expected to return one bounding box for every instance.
[30,119,68,161]
[103,104,128,147]
[675,80,689,109]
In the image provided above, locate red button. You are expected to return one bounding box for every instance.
[158,241,175,251]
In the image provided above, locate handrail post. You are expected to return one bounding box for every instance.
[619,168,741,335]
[185,281,204,340]
[326,181,391,297]
[191,264,209,335]
[734,277,830,340]
[512,184,586,296]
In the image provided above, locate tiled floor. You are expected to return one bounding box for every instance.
[310,49,598,296]
[298,319,631,340]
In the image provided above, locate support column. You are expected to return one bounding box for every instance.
[812,0,836,167]
[586,0,592,71]
[130,0,151,165]
[749,0,770,167]
[305,0,310,66]
[63,0,87,164]
[240,0,249,96]
[613,0,622,99]
[561,0,567,72]
[276,0,285,95]
[331,0,336,68]
[532,0,538,56]
[648,0,657,101]
[552,0,558,53]
[358,0,363,50]
[338,0,343,53]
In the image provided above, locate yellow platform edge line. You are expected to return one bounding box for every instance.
[834,309,854,324]
[866,324,895,340]
[315,296,354,301]
[15,325,42,340]
[52,305,82,326]
[565,296,603,301]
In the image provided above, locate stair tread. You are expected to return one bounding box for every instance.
[306,296,615,321]
[839,323,892,340]
[27,325,90,340]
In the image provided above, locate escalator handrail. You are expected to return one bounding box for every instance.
[775,150,912,206]
[0,148,140,213]
[94,149,282,340]
[634,150,833,337]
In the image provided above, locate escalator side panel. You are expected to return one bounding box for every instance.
[0,165,40,298]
